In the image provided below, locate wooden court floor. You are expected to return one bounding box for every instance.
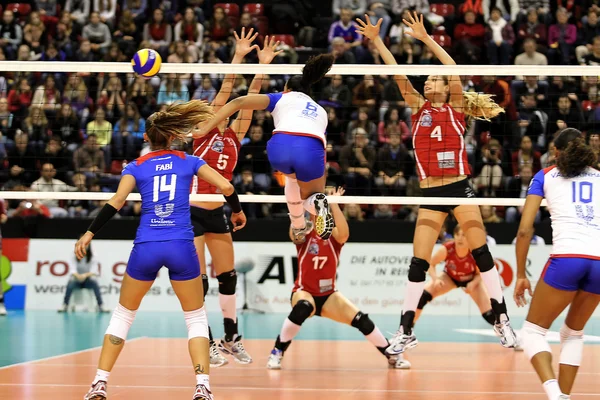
[2,338,600,400]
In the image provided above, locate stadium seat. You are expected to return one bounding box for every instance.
[6,3,32,17]
[253,15,269,36]
[243,3,265,16]
[272,34,295,48]
[214,3,240,17]
[430,3,455,17]
[432,33,452,49]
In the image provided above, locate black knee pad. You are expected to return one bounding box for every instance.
[472,244,495,272]
[351,311,376,336]
[407,257,429,282]
[288,300,314,325]
[201,274,209,300]
[217,270,237,295]
[482,310,495,326]
[417,290,433,310]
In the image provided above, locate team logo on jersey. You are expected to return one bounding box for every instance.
[211,140,224,153]
[308,240,319,255]
[155,203,174,218]
[421,114,433,127]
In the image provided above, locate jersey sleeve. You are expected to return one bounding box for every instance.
[265,93,283,112]
[188,154,207,174]
[122,162,137,178]
[527,170,546,197]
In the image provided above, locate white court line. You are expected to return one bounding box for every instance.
[21,364,600,376]
[0,337,147,371]
[1,383,599,396]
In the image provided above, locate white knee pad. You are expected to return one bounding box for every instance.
[105,304,137,341]
[521,321,551,361]
[559,324,584,367]
[184,307,209,340]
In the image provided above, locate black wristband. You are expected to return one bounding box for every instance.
[87,203,118,235]
[224,191,242,214]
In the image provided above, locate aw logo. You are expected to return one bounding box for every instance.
[494,258,514,290]
[0,238,29,309]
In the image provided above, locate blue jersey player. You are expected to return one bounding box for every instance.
[515,128,600,400]
[76,100,246,400]
[194,54,336,241]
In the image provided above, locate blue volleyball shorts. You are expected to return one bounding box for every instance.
[542,256,600,294]
[127,239,200,281]
[267,133,325,182]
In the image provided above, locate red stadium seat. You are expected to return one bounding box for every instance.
[227,16,239,28]
[430,3,455,17]
[432,33,452,48]
[272,34,295,47]
[253,16,269,36]
[243,3,265,16]
[214,3,240,17]
[7,3,32,16]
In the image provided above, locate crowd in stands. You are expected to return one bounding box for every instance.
[1,0,600,223]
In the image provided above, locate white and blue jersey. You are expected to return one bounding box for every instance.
[264,92,328,182]
[527,165,600,294]
[121,150,205,281]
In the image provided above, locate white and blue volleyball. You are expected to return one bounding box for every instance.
[131,49,162,78]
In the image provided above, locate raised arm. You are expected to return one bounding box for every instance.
[193,95,271,138]
[355,16,423,110]
[229,36,283,142]
[403,12,463,107]
[329,187,349,244]
[211,28,259,111]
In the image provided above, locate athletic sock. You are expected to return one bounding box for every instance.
[219,293,236,321]
[480,269,504,304]
[285,177,305,229]
[93,369,110,385]
[365,326,389,349]
[542,379,562,400]
[404,281,426,312]
[196,374,211,390]
[280,318,301,343]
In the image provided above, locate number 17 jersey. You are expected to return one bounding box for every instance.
[122,150,206,244]
[528,165,600,258]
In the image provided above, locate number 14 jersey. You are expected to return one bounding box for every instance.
[411,101,470,181]
[191,127,240,194]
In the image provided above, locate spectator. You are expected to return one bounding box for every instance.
[328,8,364,57]
[516,8,547,51]
[122,0,149,27]
[58,237,108,313]
[375,132,413,195]
[6,132,37,186]
[378,108,410,144]
[52,104,81,151]
[63,74,92,123]
[113,103,145,160]
[175,7,204,63]
[204,6,232,62]
[23,12,47,53]
[517,1,550,23]
[7,78,32,119]
[151,0,181,23]
[340,128,376,195]
[30,163,78,217]
[514,37,548,67]
[65,0,91,27]
[486,7,515,65]
[343,203,365,221]
[389,9,420,55]
[331,37,357,64]
[234,166,269,219]
[97,74,125,121]
[73,134,106,176]
[540,140,556,168]
[40,136,71,181]
[352,75,382,108]
[474,139,505,197]
[157,73,190,105]
[0,10,23,60]
[11,199,51,218]
[582,36,600,66]
[373,203,395,219]
[346,107,377,142]
[381,77,411,128]
[512,135,542,176]
[238,125,271,190]
[0,98,14,154]
[576,11,600,64]
[325,107,346,161]
[82,12,113,57]
[333,0,367,17]
[321,75,353,109]
[366,1,392,39]
[22,105,50,152]
[518,92,548,149]
[505,164,537,222]
[453,10,486,64]
[94,0,117,28]
[86,108,112,164]
[193,76,217,103]
[392,1,443,26]
[113,10,140,58]
[32,75,61,117]
[127,75,157,118]
[480,205,503,223]
[589,132,600,168]
[548,94,585,134]
[483,0,519,23]
[547,7,576,65]
[75,39,96,62]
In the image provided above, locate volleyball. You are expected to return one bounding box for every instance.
[131,49,162,77]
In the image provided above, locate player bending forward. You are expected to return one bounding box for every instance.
[267,188,410,370]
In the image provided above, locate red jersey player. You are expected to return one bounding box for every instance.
[189,30,282,367]
[266,188,411,370]
[357,13,516,354]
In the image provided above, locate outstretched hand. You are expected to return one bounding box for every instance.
[355,15,382,40]
[233,27,259,58]
[513,278,533,307]
[258,35,283,64]
[402,11,428,42]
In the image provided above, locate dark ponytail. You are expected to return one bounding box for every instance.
[555,128,597,177]
[286,53,335,95]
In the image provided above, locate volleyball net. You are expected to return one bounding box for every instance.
[0,61,598,219]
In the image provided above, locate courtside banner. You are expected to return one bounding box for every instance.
[4,239,592,316]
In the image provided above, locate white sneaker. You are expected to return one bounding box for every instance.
[313,193,334,240]
[558,395,570,400]
[0,303,6,316]
[210,341,228,367]
[192,384,213,400]
[513,333,524,352]
[291,220,314,242]
[388,354,411,369]
[83,381,107,400]
[57,304,68,313]
[218,335,252,364]
[386,328,418,356]
[494,317,517,348]
[266,348,283,370]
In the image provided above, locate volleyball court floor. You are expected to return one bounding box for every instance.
[1,311,599,400]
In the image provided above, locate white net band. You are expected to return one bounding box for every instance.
[0,61,597,76]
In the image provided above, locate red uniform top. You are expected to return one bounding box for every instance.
[191,127,240,194]
[411,101,470,181]
[293,230,344,296]
[443,241,478,282]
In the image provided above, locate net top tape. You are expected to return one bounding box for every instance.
[0,62,597,76]
[1,192,546,206]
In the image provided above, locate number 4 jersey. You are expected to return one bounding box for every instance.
[293,230,343,296]
[191,127,240,194]
[411,101,470,181]
[528,165,600,257]
[122,150,206,244]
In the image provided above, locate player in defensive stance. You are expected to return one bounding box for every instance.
[357,13,516,354]
[76,100,246,400]
[266,188,411,370]
[515,128,600,400]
